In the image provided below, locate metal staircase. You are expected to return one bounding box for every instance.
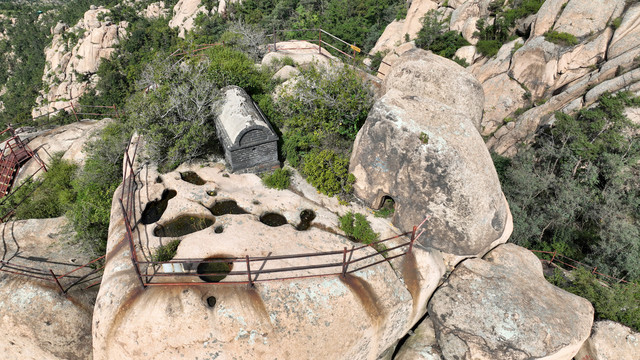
[0,126,46,199]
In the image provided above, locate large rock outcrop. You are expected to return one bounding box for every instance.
[371,0,640,155]
[93,139,446,359]
[370,0,438,54]
[575,321,640,360]
[428,244,594,359]
[169,0,241,38]
[32,7,128,117]
[0,217,97,360]
[350,49,511,257]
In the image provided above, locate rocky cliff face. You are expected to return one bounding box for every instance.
[169,0,241,38]
[32,6,128,118]
[375,0,640,156]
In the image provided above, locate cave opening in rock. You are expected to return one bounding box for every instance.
[214,225,224,233]
[206,296,217,308]
[180,171,206,185]
[209,199,248,216]
[141,189,177,225]
[260,212,288,227]
[153,215,215,237]
[197,258,233,283]
[375,196,396,219]
[296,209,316,231]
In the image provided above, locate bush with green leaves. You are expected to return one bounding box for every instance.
[127,56,220,172]
[415,10,469,59]
[276,63,374,166]
[496,92,640,281]
[153,239,181,262]
[69,121,131,256]
[205,45,273,95]
[302,149,355,197]
[339,211,378,244]
[262,168,291,190]
[14,154,78,219]
[544,31,579,46]
[374,198,395,218]
[547,267,640,331]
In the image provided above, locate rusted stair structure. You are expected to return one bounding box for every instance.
[0,126,47,199]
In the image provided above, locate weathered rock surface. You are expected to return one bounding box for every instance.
[608,3,640,59]
[370,0,438,54]
[394,317,443,360]
[142,1,169,19]
[13,119,111,184]
[553,0,624,38]
[383,49,484,130]
[481,73,528,135]
[0,217,97,360]
[262,40,338,68]
[168,0,207,37]
[350,87,511,257]
[377,41,417,80]
[450,0,492,44]
[272,65,300,80]
[351,49,511,257]
[531,0,569,37]
[32,7,128,117]
[93,137,446,359]
[428,244,594,360]
[575,321,640,360]
[169,0,241,37]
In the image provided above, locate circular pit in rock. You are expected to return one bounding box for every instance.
[154,215,215,237]
[197,258,233,283]
[260,212,288,227]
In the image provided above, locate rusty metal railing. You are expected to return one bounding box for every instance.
[531,249,638,287]
[264,28,392,78]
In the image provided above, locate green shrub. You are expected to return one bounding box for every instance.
[0,179,38,221]
[275,63,373,177]
[302,149,355,197]
[13,154,77,219]
[374,198,395,218]
[262,168,291,190]
[548,267,640,331]
[611,17,622,30]
[415,12,470,61]
[452,56,469,67]
[544,31,579,46]
[476,39,502,58]
[498,92,640,281]
[205,46,273,95]
[153,239,181,262]
[127,56,220,172]
[69,121,131,256]
[339,211,379,244]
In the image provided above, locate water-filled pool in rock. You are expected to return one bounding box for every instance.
[154,215,215,237]
[296,209,316,231]
[198,258,233,282]
[141,189,177,225]
[209,200,248,216]
[260,212,288,227]
[180,171,206,185]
